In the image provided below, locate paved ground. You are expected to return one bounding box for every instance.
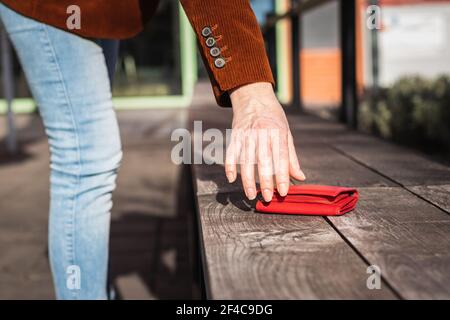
[0,98,205,299]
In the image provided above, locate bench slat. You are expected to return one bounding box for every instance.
[409,184,450,213]
[196,193,397,299]
[325,187,450,299]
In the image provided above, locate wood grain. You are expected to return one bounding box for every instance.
[196,193,397,299]
[329,134,450,187]
[408,184,450,214]
[298,145,394,188]
[190,94,450,300]
[326,187,450,299]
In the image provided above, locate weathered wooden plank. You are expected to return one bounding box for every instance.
[327,133,450,187]
[196,193,397,299]
[325,133,450,216]
[288,112,450,187]
[192,163,242,196]
[288,113,348,145]
[299,145,394,188]
[290,120,450,299]
[325,187,450,299]
[408,184,450,213]
[290,115,450,214]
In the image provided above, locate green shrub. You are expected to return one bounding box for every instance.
[358,75,450,151]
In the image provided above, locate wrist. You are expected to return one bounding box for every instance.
[229,82,275,107]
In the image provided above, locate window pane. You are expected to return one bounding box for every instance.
[301,0,342,119]
[358,0,450,155]
[113,0,182,97]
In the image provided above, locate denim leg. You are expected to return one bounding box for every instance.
[0,4,122,299]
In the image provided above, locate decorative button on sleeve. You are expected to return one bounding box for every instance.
[210,47,221,57]
[214,58,226,68]
[201,26,212,37]
[205,37,216,47]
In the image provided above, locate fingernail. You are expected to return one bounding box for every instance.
[262,188,273,202]
[246,188,256,200]
[278,183,288,196]
[299,170,306,181]
[226,171,235,183]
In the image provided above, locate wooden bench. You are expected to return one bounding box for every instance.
[189,100,450,299]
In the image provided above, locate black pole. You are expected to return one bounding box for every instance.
[291,0,301,109]
[265,14,278,86]
[1,24,17,154]
[340,0,357,128]
[370,0,379,94]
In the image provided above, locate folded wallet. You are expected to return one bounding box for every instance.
[256,185,358,216]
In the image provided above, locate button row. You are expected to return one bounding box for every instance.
[201,26,226,69]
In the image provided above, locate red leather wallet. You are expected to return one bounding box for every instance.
[256,185,358,216]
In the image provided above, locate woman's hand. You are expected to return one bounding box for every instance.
[226,82,306,202]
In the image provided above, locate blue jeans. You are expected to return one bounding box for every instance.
[0,4,122,299]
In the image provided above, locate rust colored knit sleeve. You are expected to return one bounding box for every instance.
[180,0,275,107]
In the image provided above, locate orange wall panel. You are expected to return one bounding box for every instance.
[300,49,342,106]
